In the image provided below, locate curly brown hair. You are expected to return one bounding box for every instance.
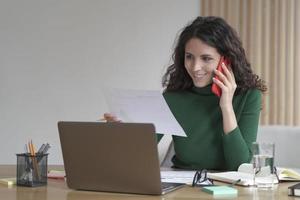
[162,16,267,94]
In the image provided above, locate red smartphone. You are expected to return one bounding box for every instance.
[212,56,230,97]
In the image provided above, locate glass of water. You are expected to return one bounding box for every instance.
[252,142,276,188]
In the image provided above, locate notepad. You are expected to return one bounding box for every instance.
[202,186,238,195]
[47,170,65,180]
[0,178,16,186]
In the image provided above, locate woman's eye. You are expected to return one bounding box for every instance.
[202,57,212,62]
[185,54,193,59]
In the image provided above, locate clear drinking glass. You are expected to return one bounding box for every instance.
[252,142,276,188]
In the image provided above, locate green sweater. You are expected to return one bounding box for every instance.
[161,84,262,171]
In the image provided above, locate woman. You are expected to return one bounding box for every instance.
[104,16,267,171]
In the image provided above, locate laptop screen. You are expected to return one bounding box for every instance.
[58,121,165,195]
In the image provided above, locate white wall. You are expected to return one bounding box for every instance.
[0,0,199,164]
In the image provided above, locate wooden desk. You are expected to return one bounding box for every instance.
[0,165,298,200]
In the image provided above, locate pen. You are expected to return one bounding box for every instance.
[42,143,50,154]
[229,179,241,187]
[37,144,45,154]
[24,144,29,154]
[39,143,46,154]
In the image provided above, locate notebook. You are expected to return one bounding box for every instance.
[58,121,183,195]
[207,163,279,186]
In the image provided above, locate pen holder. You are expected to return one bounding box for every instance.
[16,153,48,187]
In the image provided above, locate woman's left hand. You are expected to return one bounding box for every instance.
[213,63,237,109]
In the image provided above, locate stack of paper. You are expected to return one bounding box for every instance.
[160,171,196,184]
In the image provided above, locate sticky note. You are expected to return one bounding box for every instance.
[0,178,16,186]
[202,186,238,195]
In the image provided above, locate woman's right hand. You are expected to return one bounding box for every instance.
[102,113,122,122]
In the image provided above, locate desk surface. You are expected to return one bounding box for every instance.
[0,165,299,200]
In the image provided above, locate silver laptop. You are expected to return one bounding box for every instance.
[58,121,183,195]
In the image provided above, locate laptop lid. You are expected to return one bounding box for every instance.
[58,121,171,195]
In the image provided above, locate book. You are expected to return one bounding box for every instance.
[0,178,16,186]
[288,182,300,196]
[276,168,300,181]
[202,186,238,196]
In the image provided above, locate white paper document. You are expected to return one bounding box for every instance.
[104,88,186,137]
[160,171,196,184]
[161,170,213,185]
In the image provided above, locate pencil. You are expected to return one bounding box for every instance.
[29,140,40,180]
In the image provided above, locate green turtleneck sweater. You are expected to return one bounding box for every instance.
[160,84,262,171]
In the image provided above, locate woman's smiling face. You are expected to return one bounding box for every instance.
[184,38,221,87]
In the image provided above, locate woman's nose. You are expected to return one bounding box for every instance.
[192,59,203,71]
